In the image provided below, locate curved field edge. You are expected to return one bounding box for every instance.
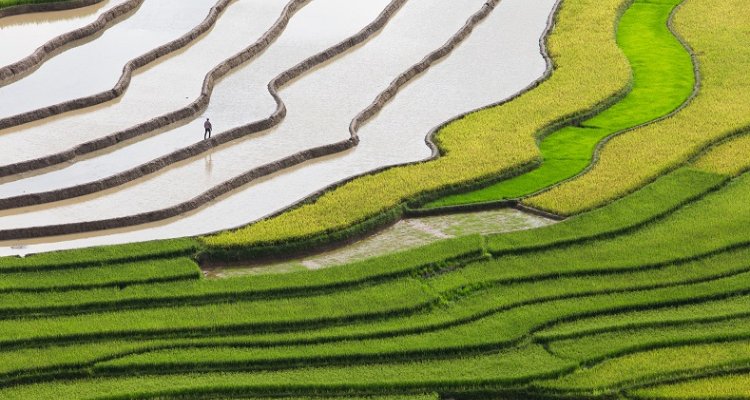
[0,134,747,398]
[629,373,750,399]
[0,346,573,399]
[209,0,748,255]
[0,0,235,136]
[0,0,410,210]
[68,254,750,372]
[0,0,101,15]
[0,0,502,240]
[0,131,737,271]
[2,243,750,397]
[525,0,750,215]
[0,148,747,397]
[0,0,142,87]
[200,0,631,251]
[3,160,747,353]
[1,130,746,380]
[0,0,747,397]
[0,162,718,272]
[552,336,750,390]
[426,0,696,208]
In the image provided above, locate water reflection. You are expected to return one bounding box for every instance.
[204,153,213,175]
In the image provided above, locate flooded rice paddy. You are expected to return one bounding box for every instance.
[0,0,559,255]
[204,208,556,277]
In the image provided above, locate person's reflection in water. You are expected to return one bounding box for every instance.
[205,152,213,175]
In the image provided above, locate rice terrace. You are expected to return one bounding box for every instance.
[0,0,748,397]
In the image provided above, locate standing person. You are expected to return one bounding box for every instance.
[204,118,213,140]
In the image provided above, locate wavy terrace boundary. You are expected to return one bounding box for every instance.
[0,0,500,240]
[79,268,750,376]
[6,239,742,321]
[538,340,750,396]
[425,0,697,210]
[0,0,142,87]
[197,0,735,262]
[0,0,102,16]
[516,0,702,211]
[0,0,233,136]
[0,167,748,396]
[524,0,750,216]
[626,369,750,399]
[2,264,746,387]
[0,0,409,210]
[0,347,574,400]
[6,241,750,354]
[3,284,748,394]
[2,268,748,394]
[200,0,630,255]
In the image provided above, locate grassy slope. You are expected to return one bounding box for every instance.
[0,0,747,397]
[0,238,198,272]
[631,374,750,398]
[527,0,750,215]
[542,340,750,391]
[202,0,629,249]
[427,0,694,208]
[199,0,744,252]
[0,258,200,293]
[0,165,746,397]
[693,132,750,177]
[0,78,748,396]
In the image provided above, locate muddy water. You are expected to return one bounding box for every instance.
[0,0,128,68]
[0,0,482,228]
[0,0,217,120]
[0,0,559,255]
[0,0,389,194]
[207,209,556,277]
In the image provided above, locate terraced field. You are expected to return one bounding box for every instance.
[427,0,696,208]
[0,0,748,398]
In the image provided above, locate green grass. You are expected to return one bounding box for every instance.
[0,123,745,398]
[0,345,573,399]
[0,258,200,293]
[200,0,631,250]
[0,238,199,273]
[0,269,743,391]
[0,157,746,397]
[0,347,570,400]
[89,260,750,375]
[20,176,750,322]
[630,373,750,398]
[537,295,750,344]
[5,169,749,341]
[542,340,750,392]
[0,0,746,395]
[0,279,437,349]
[0,236,483,317]
[0,169,741,384]
[528,0,750,215]
[425,0,695,208]
[547,315,750,362]
[0,253,748,384]
[2,233,748,385]
[485,167,726,254]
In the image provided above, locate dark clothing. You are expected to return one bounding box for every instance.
[204,120,212,139]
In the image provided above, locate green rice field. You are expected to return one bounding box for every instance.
[1,0,748,398]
